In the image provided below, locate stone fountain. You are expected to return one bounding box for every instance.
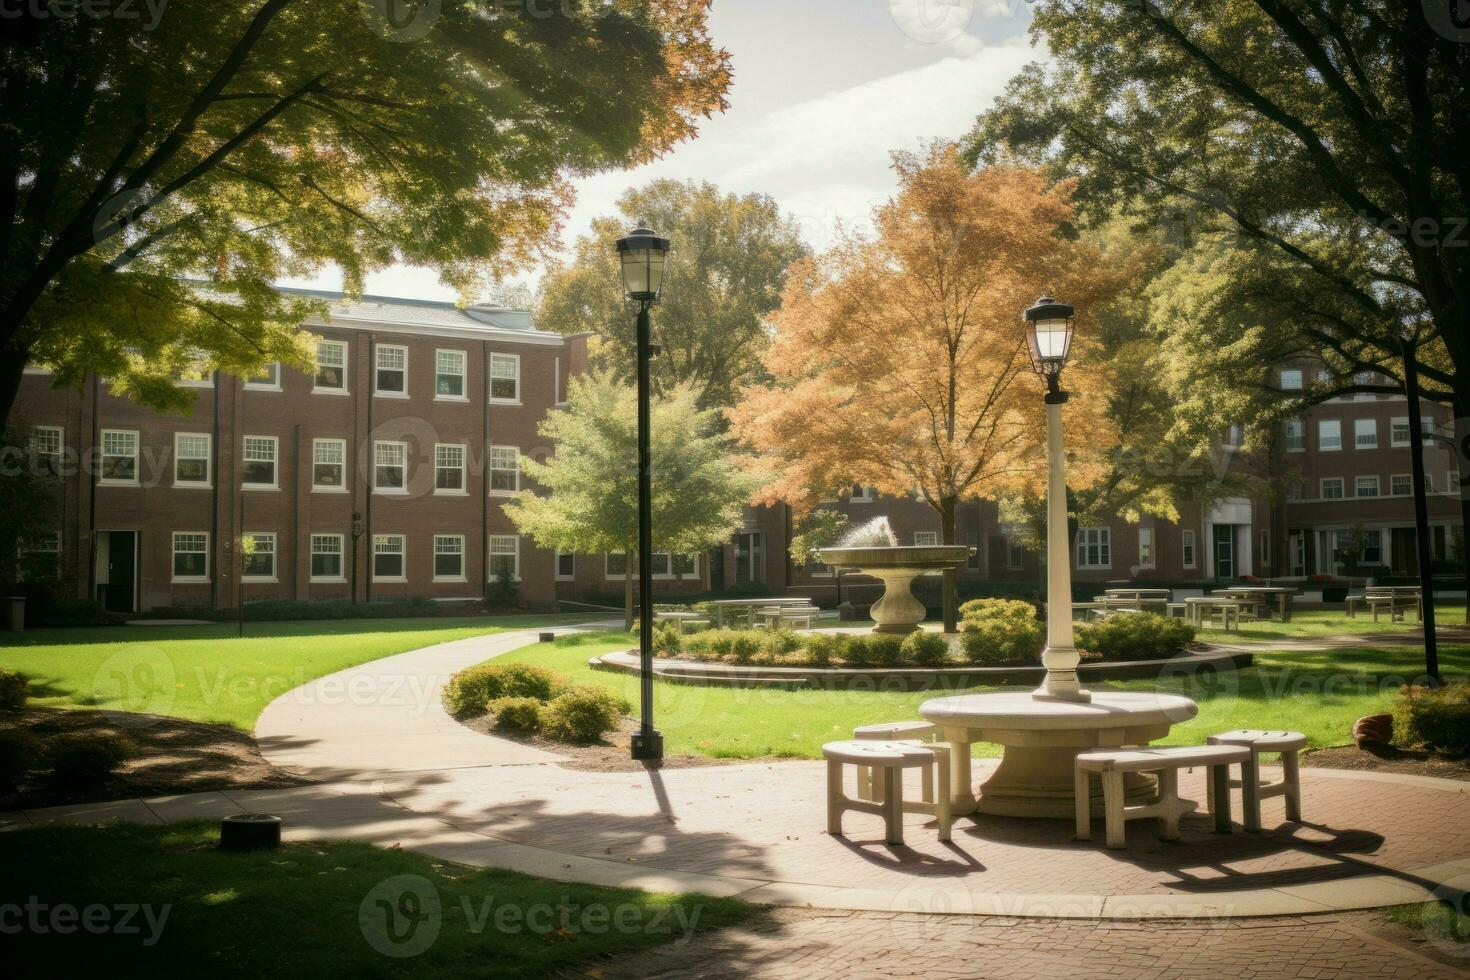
[815,517,972,634]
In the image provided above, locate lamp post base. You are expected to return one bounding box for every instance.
[631,729,664,761]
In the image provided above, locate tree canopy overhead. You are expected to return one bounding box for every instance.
[967,0,1465,412]
[730,145,1130,629]
[1,0,731,420]
[536,178,807,409]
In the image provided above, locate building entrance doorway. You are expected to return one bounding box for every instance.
[1213,524,1236,580]
[96,530,139,613]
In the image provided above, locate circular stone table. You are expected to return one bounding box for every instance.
[920,691,1199,819]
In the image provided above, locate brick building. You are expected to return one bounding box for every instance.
[13,292,1461,614]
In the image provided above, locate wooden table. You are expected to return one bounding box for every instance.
[1211,586,1299,622]
[1102,589,1170,615]
[705,597,812,628]
[1185,597,1242,630]
[919,691,1199,817]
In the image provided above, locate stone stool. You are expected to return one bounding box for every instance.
[1075,745,1249,849]
[1206,729,1308,831]
[824,739,951,846]
[853,720,938,803]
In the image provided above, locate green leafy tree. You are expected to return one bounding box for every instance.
[536,179,807,409]
[1,0,730,422]
[788,509,849,569]
[503,371,759,628]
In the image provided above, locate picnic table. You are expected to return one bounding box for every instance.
[1211,586,1299,622]
[1102,589,1170,615]
[1348,586,1421,622]
[1185,596,1242,631]
[653,610,708,634]
[705,597,813,628]
[755,605,821,630]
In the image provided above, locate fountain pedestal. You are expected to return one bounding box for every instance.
[814,544,973,635]
[867,570,928,634]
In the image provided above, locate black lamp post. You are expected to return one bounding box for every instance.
[617,225,671,761]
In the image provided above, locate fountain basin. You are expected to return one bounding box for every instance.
[815,545,973,634]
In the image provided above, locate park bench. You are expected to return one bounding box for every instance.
[1075,744,1250,849]
[824,739,952,846]
[1205,729,1307,831]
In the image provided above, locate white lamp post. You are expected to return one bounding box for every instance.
[1024,296,1090,704]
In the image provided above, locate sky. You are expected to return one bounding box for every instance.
[280,0,1043,303]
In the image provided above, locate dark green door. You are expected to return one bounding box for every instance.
[105,531,137,613]
[1214,525,1235,580]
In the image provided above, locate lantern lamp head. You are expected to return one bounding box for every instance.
[616,226,671,303]
[1024,296,1075,390]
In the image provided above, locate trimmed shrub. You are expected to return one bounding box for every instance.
[959,617,1044,665]
[761,629,803,657]
[727,631,762,665]
[1074,614,1195,662]
[241,596,439,622]
[0,730,42,794]
[684,628,739,660]
[803,632,847,668]
[539,687,628,744]
[651,622,682,656]
[488,696,543,734]
[441,662,566,719]
[959,597,1039,622]
[843,634,904,668]
[47,733,132,788]
[0,670,29,712]
[902,631,951,668]
[1394,683,1470,757]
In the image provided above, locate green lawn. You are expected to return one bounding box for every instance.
[0,615,591,730]
[498,632,1467,760]
[1197,603,1468,643]
[0,820,751,979]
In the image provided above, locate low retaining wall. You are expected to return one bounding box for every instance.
[590,646,1253,692]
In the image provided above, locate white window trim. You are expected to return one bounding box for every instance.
[1137,527,1155,569]
[1075,528,1112,570]
[604,552,630,581]
[488,352,522,405]
[373,440,409,495]
[1318,419,1342,452]
[314,339,350,395]
[241,532,279,583]
[176,359,214,389]
[913,531,939,546]
[173,432,212,488]
[432,534,468,583]
[434,348,468,402]
[1353,418,1378,450]
[1321,477,1345,499]
[99,428,141,486]
[309,533,347,584]
[554,550,575,582]
[434,443,468,496]
[487,534,520,582]
[488,445,520,496]
[375,343,410,398]
[170,531,211,584]
[243,362,282,391]
[1390,473,1412,497]
[32,425,64,467]
[312,438,349,493]
[1355,475,1380,498]
[1283,419,1305,453]
[1181,529,1197,570]
[849,486,876,503]
[372,534,408,583]
[241,435,280,490]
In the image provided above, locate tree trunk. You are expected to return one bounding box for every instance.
[0,346,31,431]
[940,495,957,633]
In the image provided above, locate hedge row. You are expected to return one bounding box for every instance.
[441,661,629,744]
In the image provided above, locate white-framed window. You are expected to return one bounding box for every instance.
[315,339,348,392]
[1321,477,1345,499]
[310,534,345,582]
[650,552,671,577]
[1075,527,1111,569]
[489,446,519,493]
[488,534,519,582]
[1182,529,1197,569]
[1318,419,1341,451]
[373,534,406,581]
[605,552,629,579]
[433,534,466,581]
[100,429,139,484]
[849,486,876,503]
[489,353,520,402]
[1354,418,1377,449]
[19,530,61,581]
[242,435,278,488]
[1425,473,1437,494]
[1391,416,1435,448]
[244,362,281,390]
[374,441,407,493]
[375,344,408,395]
[313,438,346,491]
[1283,419,1305,452]
[1391,474,1412,496]
[176,354,213,387]
[434,444,466,493]
[673,553,699,579]
[31,425,63,473]
[1355,475,1379,497]
[435,349,466,399]
[242,532,277,581]
[171,532,209,583]
[174,432,211,486]
[1004,538,1023,570]
[1138,527,1155,568]
[1362,528,1385,565]
[1279,368,1303,391]
[555,551,575,581]
[1287,478,1306,501]
[914,531,939,546]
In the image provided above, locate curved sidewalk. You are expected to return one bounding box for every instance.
[13,625,1470,923]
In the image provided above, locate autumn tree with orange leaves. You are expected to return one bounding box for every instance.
[730,145,1129,631]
